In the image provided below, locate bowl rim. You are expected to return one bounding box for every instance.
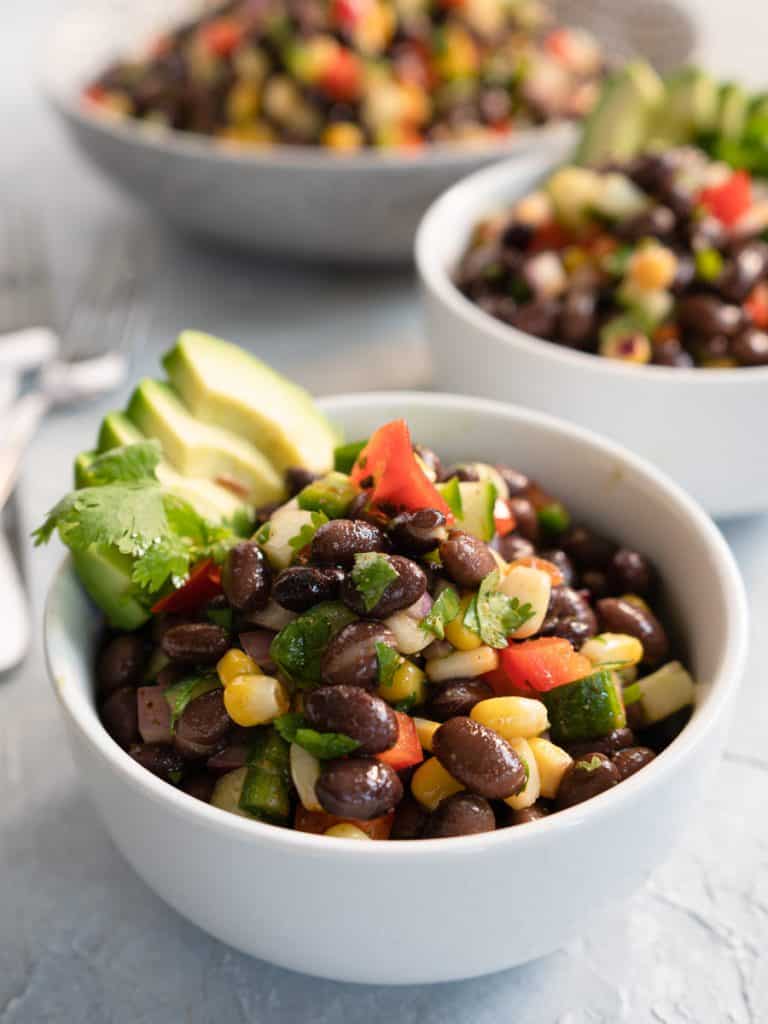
[42,1,576,174]
[415,153,768,383]
[44,390,749,859]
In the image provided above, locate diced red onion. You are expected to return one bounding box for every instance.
[423,639,453,660]
[240,630,277,671]
[405,592,433,620]
[137,685,172,744]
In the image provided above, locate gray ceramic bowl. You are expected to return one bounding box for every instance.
[43,0,576,263]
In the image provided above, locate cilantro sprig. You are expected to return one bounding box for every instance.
[376,641,403,688]
[463,570,535,648]
[275,712,360,759]
[288,510,328,552]
[350,552,398,612]
[420,586,460,639]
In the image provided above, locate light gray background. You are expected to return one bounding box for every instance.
[3,2,768,1021]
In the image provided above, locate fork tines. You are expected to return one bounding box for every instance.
[0,209,55,335]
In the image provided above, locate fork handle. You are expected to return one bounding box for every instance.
[0,392,49,511]
[0,327,59,373]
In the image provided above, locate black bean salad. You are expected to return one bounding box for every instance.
[457,148,768,367]
[48,407,698,841]
[82,0,604,151]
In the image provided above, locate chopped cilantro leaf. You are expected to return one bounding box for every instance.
[376,641,402,688]
[163,675,220,729]
[253,521,272,545]
[78,440,162,485]
[350,552,398,612]
[274,713,360,759]
[464,571,535,648]
[420,586,460,639]
[288,510,328,552]
[270,602,357,686]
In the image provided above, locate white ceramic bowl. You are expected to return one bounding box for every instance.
[43,0,575,264]
[45,392,747,984]
[416,154,768,518]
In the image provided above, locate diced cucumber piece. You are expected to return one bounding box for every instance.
[437,477,463,520]
[547,166,602,230]
[441,480,497,541]
[544,669,627,743]
[74,450,96,488]
[260,503,328,569]
[297,471,358,519]
[239,729,291,822]
[452,463,510,500]
[630,660,695,727]
[211,767,258,819]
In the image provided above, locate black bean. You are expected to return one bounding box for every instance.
[439,531,496,588]
[558,290,597,348]
[637,705,691,752]
[509,803,550,825]
[540,586,597,648]
[496,534,535,562]
[222,541,272,612]
[180,770,215,802]
[616,204,676,243]
[596,597,669,667]
[304,686,398,754]
[562,526,616,569]
[507,497,539,542]
[494,466,530,496]
[501,220,534,251]
[731,326,768,366]
[610,548,655,596]
[346,491,387,526]
[129,742,185,782]
[677,295,743,338]
[156,664,184,689]
[659,180,693,221]
[555,752,620,809]
[718,241,768,302]
[389,508,447,555]
[581,569,612,600]
[272,566,344,612]
[341,554,427,618]
[423,793,496,838]
[316,757,403,819]
[413,444,443,482]
[390,794,429,839]
[670,253,696,295]
[691,333,729,362]
[687,214,725,251]
[628,151,676,194]
[426,678,494,722]
[311,519,389,567]
[443,464,480,482]
[511,298,560,338]
[96,633,146,695]
[433,717,526,800]
[612,746,656,780]
[477,294,519,324]
[653,336,694,367]
[321,620,397,690]
[538,548,576,587]
[101,686,139,748]
[174,689,231,760]
[285,466,318,497]
[565,727,636,760]
[161,623,231,664]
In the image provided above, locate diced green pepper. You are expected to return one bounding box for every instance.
[333,440,367,474]
[270,601,357,686]
[239,728,291,822]
[537,500,571,535]
[297,471,358,518]
[544,669,626,743]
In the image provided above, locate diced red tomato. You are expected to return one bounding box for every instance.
[698,170,752,227]
[319,48,363,102]
[82,84,106,105]
[151,559,222,615]
[495,637,593,694]
[745,282,768,329]
[199,18,243,57]
[294,806,394,839]
[351,420,452,518]
[530,221,572,254]
[332,0,367,31]
[493,498,516,538]
[506,556,564,587]
[544,28,571,61]
[377,712,423,771]
[483,665,537,699]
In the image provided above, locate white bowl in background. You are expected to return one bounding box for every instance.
[416,154,768,518]
[44,392,747,984]
[42,0,575,264]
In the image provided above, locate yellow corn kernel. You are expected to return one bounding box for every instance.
[499,566,551,638]
[444,593,483,651]
[528,737,572,799]
[411,757,464,810]
[290,743,322,812]
[379,660,427,705]
[223,674,289,727]
[628,242,678,291]
[425,645,499,682]
[504,738,541,811]
[702,357,739,368]
[322,122,365,152]
[226,80,261,124]
[413,717,440,752]
[217,121,275,146]
[471,696,549,740]
[324,823,372,839]
[581,632,644,668]
[562,245,588,273]
[217,649,259,687]
[621,593,651,613]
[599,332,652,364]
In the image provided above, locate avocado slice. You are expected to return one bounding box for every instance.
[126,380,284,508]
[163,331,338,474]
[576,61,665,166]
[654,66,718,145]
[74,450,96,489]
[71,545,151,631]
[97,411,248,521]
[717,82,748,141]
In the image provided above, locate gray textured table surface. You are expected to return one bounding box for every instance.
[3,3,768,1022]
